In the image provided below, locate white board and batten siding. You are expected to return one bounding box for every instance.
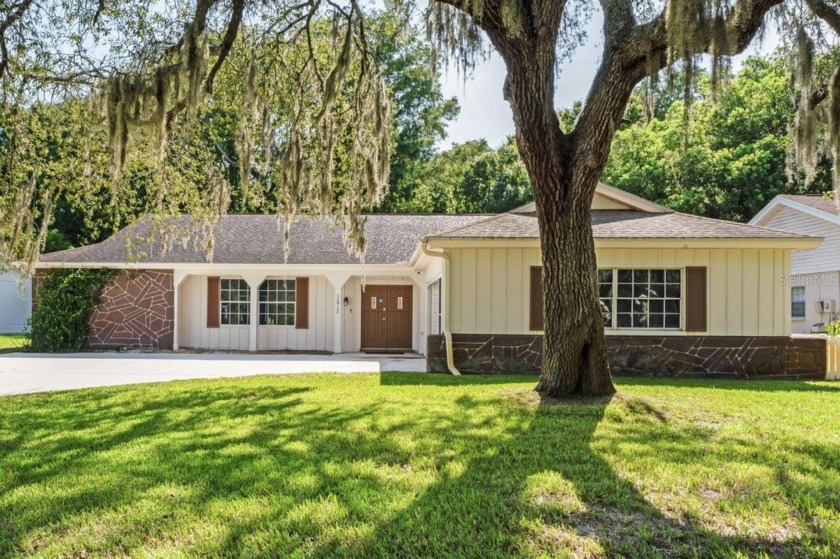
[445,246,792,337]
[0,272,31,333]
[178,274,424,352]
[178,275,334,351]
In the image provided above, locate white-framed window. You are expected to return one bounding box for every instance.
[259,279,296,326]
[791,286,806,319]
[599,269,682,330]
[221,278,251,325]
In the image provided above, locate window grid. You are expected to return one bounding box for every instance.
[259,279,296,326]
[221,279,251,325]
[600,269,682,330]
[791,286,806,319]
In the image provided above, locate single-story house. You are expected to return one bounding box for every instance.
[750,194,840,334]
[35,183,827,379]
[0,271,31,333]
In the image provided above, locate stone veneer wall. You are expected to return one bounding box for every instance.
[88,270,175,350]
[427,334,827,380]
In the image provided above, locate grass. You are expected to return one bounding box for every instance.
[0,333,27,354]
[0,374,838,558]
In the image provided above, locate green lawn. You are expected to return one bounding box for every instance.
[0,374,838,558]
[0,333,28,353]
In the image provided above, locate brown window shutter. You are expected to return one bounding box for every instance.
[296,277,309,329]
[207,276,220,328]
[530,266,544,331]
[685,267,707,332]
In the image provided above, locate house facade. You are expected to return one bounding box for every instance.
[0,271,31,333]
[750,194,840,334]
[35,184,827,379]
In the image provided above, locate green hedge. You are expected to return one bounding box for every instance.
[29,269,116,352]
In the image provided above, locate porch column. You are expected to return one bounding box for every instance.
[172,270,189,351]
[410,272,426,354]
[242,273,267,352]
[325,273,352,354]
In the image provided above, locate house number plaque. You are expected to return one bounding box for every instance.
[397,297,404,310]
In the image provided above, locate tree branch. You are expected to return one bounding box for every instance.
[598,0,635,44]
[804,0,840,35]
[206,0,245,94]
[0,0,35,79]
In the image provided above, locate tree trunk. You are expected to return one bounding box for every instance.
[533,179,616,397]
[499,40,617,398]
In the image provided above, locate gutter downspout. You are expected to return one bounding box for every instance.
[421,241,461,376]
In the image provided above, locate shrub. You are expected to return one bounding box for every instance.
[29,269,116,352]
[825,320,840,337]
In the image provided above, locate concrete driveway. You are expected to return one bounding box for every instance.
[0,352,427,396]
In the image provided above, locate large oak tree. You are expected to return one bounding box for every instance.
[3,0,840,397]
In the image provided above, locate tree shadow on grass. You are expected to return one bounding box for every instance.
[0,373,837,557]
[614,376,840,393]
[349,390,827,558]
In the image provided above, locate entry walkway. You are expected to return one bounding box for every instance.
[0,352,427,396]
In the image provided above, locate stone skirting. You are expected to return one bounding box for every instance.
[88,270,175,350]
[427,334,827,380]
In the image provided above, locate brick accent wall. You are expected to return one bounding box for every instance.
[88,270,175,350]
[427,334,827,380]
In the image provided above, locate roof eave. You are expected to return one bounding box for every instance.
[425,236,822,250]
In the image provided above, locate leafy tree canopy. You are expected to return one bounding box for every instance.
[602,54,834,222]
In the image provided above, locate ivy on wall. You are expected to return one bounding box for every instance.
[29,269,116,352]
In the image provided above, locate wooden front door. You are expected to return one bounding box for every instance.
[361,285,413,351]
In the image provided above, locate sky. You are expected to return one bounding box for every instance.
[438,12,779,149]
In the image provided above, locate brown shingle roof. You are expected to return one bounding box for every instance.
[39,214,493,265]
[431,210,812,240]
[39,209,812,267]
[782,195,839,216]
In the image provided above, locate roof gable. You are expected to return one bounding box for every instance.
[750,195,840,229]
[510,183,671,214]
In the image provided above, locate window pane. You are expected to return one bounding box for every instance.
[255,279,296,326]
[615,269,681,330]
[220,279,251,325]
[792,287,806,318]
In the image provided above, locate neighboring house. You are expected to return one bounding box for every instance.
[0,271,31,333]
[750,195,840,334]
[36,183,827,379]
